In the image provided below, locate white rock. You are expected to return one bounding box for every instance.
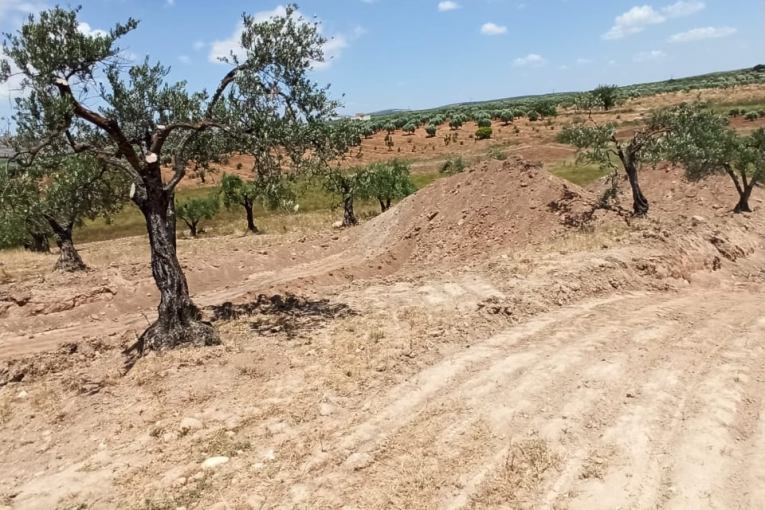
[179,417,203,434]
[201,456,230,470]
[15,390,28,400]
[319,402,335,416]
[332,220,344,229]
[691,215,707,225]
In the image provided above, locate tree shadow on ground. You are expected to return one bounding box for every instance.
[207,293,357,338]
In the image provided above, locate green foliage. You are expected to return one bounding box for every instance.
[591,84,621,111]
[477,118,492,128]
[475,126,493,140]
[449,116,465,130]
[176,195,220,236]
[440,157,466,174]
[403,122,417,135]
[745,111,760,121]
[425,124,438,137]
[499,110,514,125]
[648,103,764,211]
[364,159,416,211]
[0,154,129,247]
[528,111,539,122]
[220,173,294,211]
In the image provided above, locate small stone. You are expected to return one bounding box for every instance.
[332,220,344,229]
[319,402,335,416]
[16,390,28,400]
[201,456,230,470]
[179,417,203,434]
[691,215,707,226]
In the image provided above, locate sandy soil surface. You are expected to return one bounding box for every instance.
[1,157,764,509]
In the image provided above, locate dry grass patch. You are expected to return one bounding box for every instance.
[470,438,561,508]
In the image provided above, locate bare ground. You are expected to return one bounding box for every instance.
[1,160,764,509]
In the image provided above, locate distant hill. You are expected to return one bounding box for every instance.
[367,65,765,118]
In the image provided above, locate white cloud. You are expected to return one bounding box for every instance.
[0,0,46,20]
[661,0,705,17]
[166,0,175,5]
[513,53,546,67]
[77,21,108,38]
[480,22,507,36]
[670,26,736,43]
[438,1,460,12]
[178,55,191,64]
[603,1,705,40]
[192,40,205,51]
[208,5,349,70]
[603,5,665,40]
[634,49,666,62]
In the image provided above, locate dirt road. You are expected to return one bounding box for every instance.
[280,288,765,509]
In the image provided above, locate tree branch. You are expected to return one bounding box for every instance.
[54,77,143,173]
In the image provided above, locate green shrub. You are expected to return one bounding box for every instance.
[745,111,760,121]
[440,157,465,174]
[403,122,417,135]
[425,124,437,137]
[475,126,493,140]
[528,111,539,122]
[477,118,492,128]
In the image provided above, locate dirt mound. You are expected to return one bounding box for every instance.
[358,157,593,267]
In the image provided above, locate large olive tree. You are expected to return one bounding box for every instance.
[1,5,342,354]
[654,104,764,213]
[0,154,128,271]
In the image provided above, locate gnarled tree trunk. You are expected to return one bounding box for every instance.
[379,197,392,213]
[617,146,649,216]
[131,184,219,354]
[726,166,756,213]
[47,218,86,272]
[343,193,357,227]
[244,199,258,233]
[625,163,649,216]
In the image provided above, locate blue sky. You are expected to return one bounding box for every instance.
[0,0,762,116]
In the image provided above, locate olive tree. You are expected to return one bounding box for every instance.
[656,104,765,213]
[591,84,621,111]
[558,121,664,216]
[1,5,343,354]
[176,194,219,237]
[1,155,128,270]
[323,168,368,227]
[365,159,416,212]
[220,173,293,233]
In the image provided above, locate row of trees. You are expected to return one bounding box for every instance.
[173,158,415,238]
[354,64,765,140]
[559,99,765,215]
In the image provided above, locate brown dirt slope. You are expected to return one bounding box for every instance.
[356,157,592,267]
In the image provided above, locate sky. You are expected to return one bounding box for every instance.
[0,0,763,117]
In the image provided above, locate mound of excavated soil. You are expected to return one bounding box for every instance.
[358,157,593,266]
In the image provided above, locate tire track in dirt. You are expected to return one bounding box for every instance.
[281,289,764,509]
